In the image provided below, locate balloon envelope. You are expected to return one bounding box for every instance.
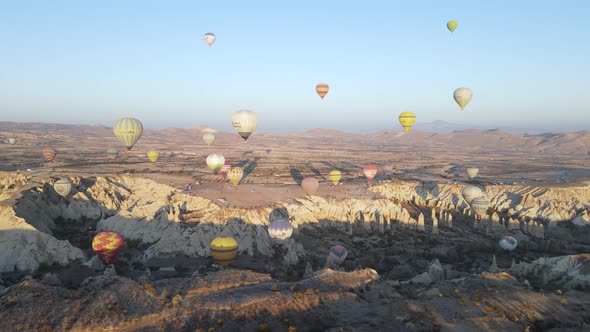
[466,167,479,180]
[147,150,159,163]
[329,245,347,265]
[268,218,293,241]
[461,185,483,204]
[363,165,378,183]
[203,133,215,146]
[301,177,319,196]
[398,112,416,132]
[316,83,329,99]
[228,167,244,187]
[8,138,17,145]
[471,197,490,218]
[447,20,458,32]
[54,178,72,198]
[499,236,518,251]
[92,231,125,265]
[42,148,57,162]
[106,148,119,160]
[219,161,231,178]
[113,118,143,150]
[329,170,342,186]
[210,237,238,266]
[453,88,473,110]
[204,32,216,47]
[231,110,258,141]
[207,153,225,172]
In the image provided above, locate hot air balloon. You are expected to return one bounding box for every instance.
[8,138,17,145]
[453,88,473,110]
[206,153,225,173]
[466,167,479,180]
[228,167,244,187]
[219,161,231,178]
[316,83,329,99]
[461,185,483,204]
[147,150,159,163]
[210,236,238,266]
[471,196,490,220]
[231,110,258,141]
[204,32,216,47]
[328,245,347,265]
[301,177,319,196]
[203,133,215,147]
[398,112,416,132]
[329,170,342,186]
[113,118,143,150]
[106,148,119,160]
[363,165,378,183]
[42,148,57,163]
[268,218,293,242]
[499,236,518,251]
[92,231,125,265]
[54,178,73,198]
[447,20,458,32]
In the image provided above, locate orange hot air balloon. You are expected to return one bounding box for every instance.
[363,165,377,183]
[42,148,57,163]
[316,83,329,99]
[92,231,125,265]
[301,177,319,196]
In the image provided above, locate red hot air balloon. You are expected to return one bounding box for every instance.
[363,165,377,183]
[219,161,231,179]
[92,231,125,265]
[42,148,57,163]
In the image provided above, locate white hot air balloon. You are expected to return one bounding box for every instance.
[54,178,73,198]
[466,167,479,180]
[206,153,225,173]
[461,185,483,205]
[203,133,215,147]
[8,138,17,145]
[471,197,490,220]
[453,87,473,110]
[231,110,258,141]
[499,236,518,251]
[204,32,216,47]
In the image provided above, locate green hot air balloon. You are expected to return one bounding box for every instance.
[447,20,458,32]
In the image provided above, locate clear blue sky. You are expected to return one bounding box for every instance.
[1,1,589,132]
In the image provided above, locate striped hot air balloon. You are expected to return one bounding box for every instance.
[471,197,490,221]
[268,218,293,241]
[363,165,378,183]
[328,245,347,265]
[231,110,258,141]
[210,237,238,266]
[228,167,244,187]
[316,83,329,99]
[42,148,57,163]
[398,112,416,132]
[113,118,143,150]
[92,231,125,265]
[54,178,73,198]
[147,150,159,163]
[329,170,342,186]
[301,177,319,196]
[219,161,231,178]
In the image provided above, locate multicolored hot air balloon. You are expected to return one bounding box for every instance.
[8,138,17,145]
[363,165,378,183]
[268,218,293,242]
[92,231,125,265]
[147,150,159,163]
[54,178,73,198]
[499,236,518,251]
[471,196,490,220]
[328,245,347,265]
[210,237,238,266]
[204,32,216,47]
[447,20,458,32]
[453,88,473,110]
[461,185,483,205]
[316,83,329,99]
[203,133,215,147]
[329,170,342,186]
[398,112,416,132]
[301,177,319,196]
[42,148,57,163]
[231,110,258,141]
[207,153,225,173]
[466,167,479,180]
[106,148,119,160]
[219,161,231,178]
[228,167,244,187]
[113,118,143,150]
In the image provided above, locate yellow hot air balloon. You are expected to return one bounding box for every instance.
[203,133,215,147]
[316,83,329,99]
[466,167,479,180]
[228,167,244,187]
[113,118,143,150]
[301,177,319,196]
[453,88,473,110]
[329,170,342,186]
[210,237,238,266]
[147,150,159,163]
[447,20,458,32]
[231,110,258,141]
[398,112,416,132]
